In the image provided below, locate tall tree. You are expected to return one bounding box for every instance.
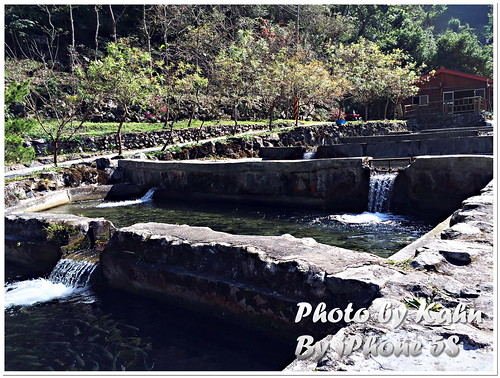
[287,54,346,121]
[213,29,266,128]
[25,63,96,166]
[87,42,155,155]
[328,38,419,120]
[432,21,492,77]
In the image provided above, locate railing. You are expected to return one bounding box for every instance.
[369,157,415,171]
[404,96,486,118]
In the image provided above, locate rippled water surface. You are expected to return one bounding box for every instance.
[5,265,294,371]
[44,198,433,257]
[5,198,435,371]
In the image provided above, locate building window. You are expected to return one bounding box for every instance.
[412,95,429,106]
[474,89,485,98]
[446,89,486,100]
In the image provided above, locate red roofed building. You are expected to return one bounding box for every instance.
[403,67,493,117]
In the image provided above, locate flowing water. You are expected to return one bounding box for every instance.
[5,253,97,308]
[367,170,398,213]
[5,257,293,371]
[6,179,434,371]
[302,150,316,159]
[96,187,156,208]
[43,197,432,257]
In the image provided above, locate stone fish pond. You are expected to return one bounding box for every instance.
[5,259,294,371]
[4,154,493,373]
[5,195,433,372]
[40,195,433,258]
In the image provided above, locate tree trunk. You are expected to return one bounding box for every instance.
[69,5,75,71]
[117,113,126,156]
[384,98,390,120]
[52,139,58,167]
[232,103,238,135]
[162,99,171,129]
[394,101,402,119]
[94,5,100,60]
[364,103,369,121]
[196,119,205,143]
[143,5,152,72]
[268,101,276,130]
[187,104,195,128]
[109,5,117,43]
[161,116,177,151]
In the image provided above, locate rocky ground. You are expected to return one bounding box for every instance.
[6,121,407,172]
[4,158,120,208]
[4,121,407,206]
[285,181,494,373]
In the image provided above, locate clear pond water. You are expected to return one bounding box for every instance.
[42,197,433,257]
[6,195,434,372]
[5,263,294,371]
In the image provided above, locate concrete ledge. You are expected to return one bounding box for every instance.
[68,185,113,202]
[4,190,71,214]
[5,185,114,213]
[101,223,384,339]
[5,212,115,274]
[317,135,493,159]
[118,158,371,213]
[259,147,306,160]
[341,128,489,144]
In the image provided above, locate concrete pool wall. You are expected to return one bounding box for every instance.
[118,155,493,220]
[4,154,494,361]
[118,157,372,213]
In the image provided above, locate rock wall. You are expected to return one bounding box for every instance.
[406,112,487,131]
[100,222,385,340]
[27,123,281,156]
[118,158,371,213]
[286,180,494,373]
[5,212,115,275]
[391,155,493,221]
[26,121,407,158]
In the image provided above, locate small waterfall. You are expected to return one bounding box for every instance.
[49,257,98,288]
[97,187,156,208]
[303,151,316,159]
[5,254,98,308]
[367,171,398,213]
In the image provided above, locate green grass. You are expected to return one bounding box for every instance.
[4,166,69,183]
[25,119,301,139]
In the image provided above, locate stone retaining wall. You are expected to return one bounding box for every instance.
[28,123,281,156]
[391,155,493,221]
[118,158,371,213]
[27,121,407,157]
[406,112,487,131]
[100,222,385,340]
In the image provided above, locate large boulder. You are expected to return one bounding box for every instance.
[101,223,385,340]
[5,212,115,275]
